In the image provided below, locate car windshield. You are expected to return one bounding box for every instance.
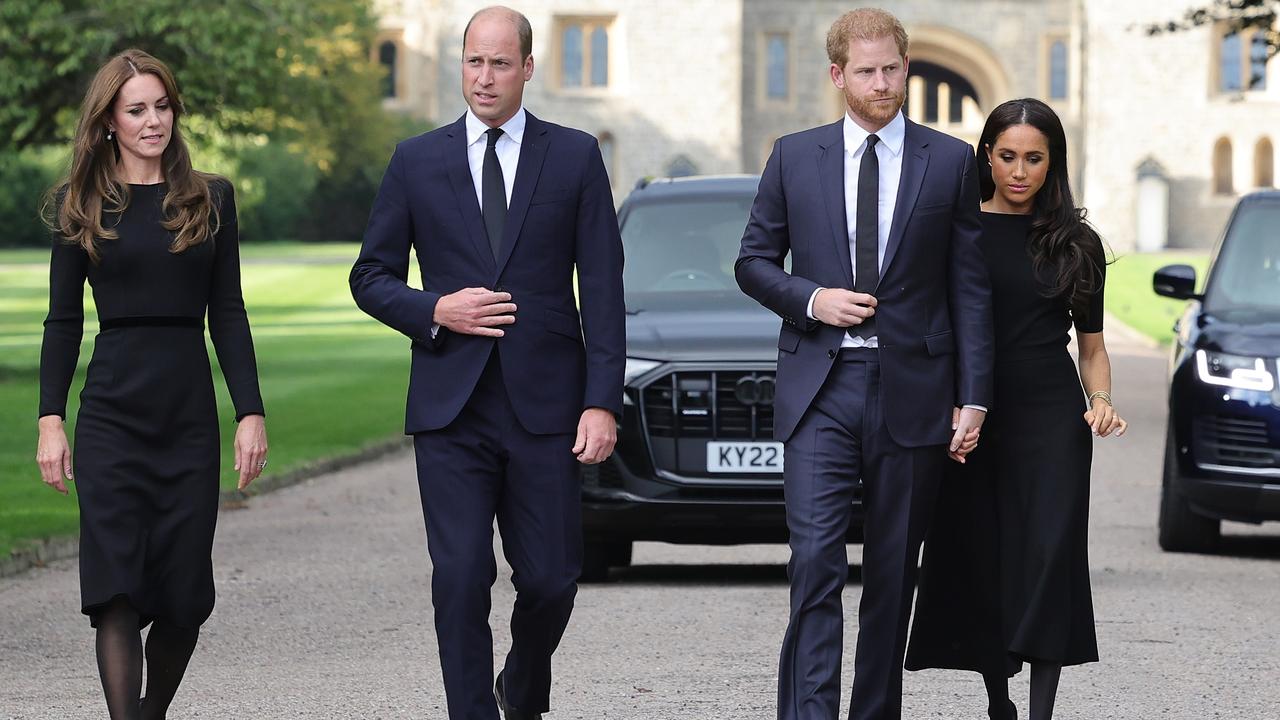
[621,195,755,301]
[1204,201,1280,316]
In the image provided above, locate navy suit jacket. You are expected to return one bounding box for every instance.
[351,112,625,435]
[736,118,994,447]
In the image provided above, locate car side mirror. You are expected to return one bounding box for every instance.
[1153,264,1199,300]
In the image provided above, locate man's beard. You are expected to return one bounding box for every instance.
[845,87,905,126]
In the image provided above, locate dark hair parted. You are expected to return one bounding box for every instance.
[45,49,220,263]
[977,97,1109,321]
[464,6,533,60]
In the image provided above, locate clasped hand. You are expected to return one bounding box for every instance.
[435,287,517,337]
[1083,399,1127,438]
[949,406,985,464]
[812,288,876,328]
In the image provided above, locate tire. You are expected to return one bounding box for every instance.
[1158,421,1221,553]
[580,540,629,583]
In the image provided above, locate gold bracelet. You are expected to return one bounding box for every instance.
[1088,390,1113,407]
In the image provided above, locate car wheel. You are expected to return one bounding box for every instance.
[1158,421,1221,553]
[581,540,628,583]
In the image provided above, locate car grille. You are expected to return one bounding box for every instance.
[1193,416,1279,469]
[641,370,775,440]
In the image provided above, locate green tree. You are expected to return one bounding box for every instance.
[0,0,385,154]
[1147,0,1279,58]
[0,0,429,244]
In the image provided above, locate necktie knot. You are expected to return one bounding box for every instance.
[866,134,880,152]
[486,127,504,148]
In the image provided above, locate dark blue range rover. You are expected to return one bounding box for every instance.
[1153,190,1280,552]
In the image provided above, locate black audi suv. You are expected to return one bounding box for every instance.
[1154,190,1280,553]
[579,175,863,580]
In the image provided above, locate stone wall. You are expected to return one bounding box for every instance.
[375,0,1280,247]
[1083,0,1280,250]
[429,0,745,199]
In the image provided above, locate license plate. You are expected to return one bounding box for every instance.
[706,441,784,473]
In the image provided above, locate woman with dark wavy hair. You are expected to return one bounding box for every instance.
[905,98,1127,720]
[35,49,267,719]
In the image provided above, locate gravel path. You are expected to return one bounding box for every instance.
[2,348,1277,719]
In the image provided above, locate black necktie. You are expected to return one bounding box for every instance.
[482,127,506,261]
[851,133,880,340]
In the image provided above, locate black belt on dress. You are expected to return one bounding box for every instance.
[99,316,204,331]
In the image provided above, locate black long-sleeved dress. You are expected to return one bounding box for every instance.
[906,211,1103,675]
[39,180,263,628]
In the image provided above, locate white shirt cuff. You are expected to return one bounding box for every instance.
[962,404,987,412]
[806,288,823,321]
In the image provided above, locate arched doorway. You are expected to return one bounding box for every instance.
[908,28,1009,146]
[906,60,982,134]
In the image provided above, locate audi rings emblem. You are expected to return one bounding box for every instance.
[735,376,776,406]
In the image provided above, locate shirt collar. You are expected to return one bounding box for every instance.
[842,109,905,158]
[466,107,527,147]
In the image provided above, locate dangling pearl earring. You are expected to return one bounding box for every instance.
[106,130,114,141]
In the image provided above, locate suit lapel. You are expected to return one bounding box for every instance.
[443,115,496,271]
[882,120,930,279]
[817,120,854,291]
[494,113,550,279]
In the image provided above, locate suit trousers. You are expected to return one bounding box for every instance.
[413,350,582,720]
[778,349,943,720]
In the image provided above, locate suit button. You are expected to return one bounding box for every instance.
[828,349,837,359]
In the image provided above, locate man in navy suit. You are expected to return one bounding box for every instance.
[350,6,624,719]
[736,9,993,720]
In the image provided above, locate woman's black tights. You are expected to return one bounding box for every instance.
[983,662,1063,720]
[95,598,142,719]
[94,597,200,720]
[1029,662,1062,720]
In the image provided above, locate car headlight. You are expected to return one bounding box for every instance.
[624,358,662,384]
[1195,349,1276,392]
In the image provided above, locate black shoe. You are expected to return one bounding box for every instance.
[494,671,543,720]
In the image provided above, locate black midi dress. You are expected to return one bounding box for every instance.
[39,180,263,628]
[906,211,1103,675]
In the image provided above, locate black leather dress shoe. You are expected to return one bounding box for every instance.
[494,671,543,720]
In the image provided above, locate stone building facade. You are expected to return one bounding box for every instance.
[373,0,1279,251]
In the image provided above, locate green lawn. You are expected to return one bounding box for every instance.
[1105,250,1211,345]
[1,243,415,558]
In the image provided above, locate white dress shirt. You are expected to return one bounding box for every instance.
[806,110,906,349]
[465,106,525,211]
[431,108,527,338]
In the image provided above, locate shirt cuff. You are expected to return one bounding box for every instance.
[806,288,823,321]
[962,404,987,412]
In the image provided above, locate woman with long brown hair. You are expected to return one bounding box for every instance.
[906,98,1127,720]
[35,49,267,719]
